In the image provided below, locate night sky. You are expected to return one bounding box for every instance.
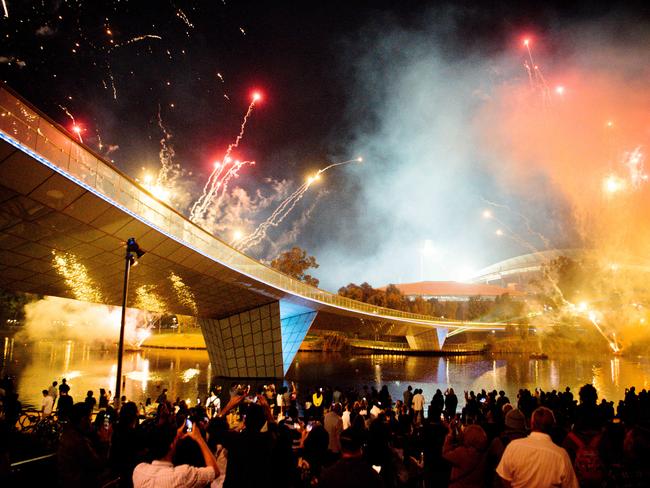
[2,1,650,291]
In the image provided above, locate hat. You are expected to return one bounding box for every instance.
[505,408,527,432]
[462,424,488,451]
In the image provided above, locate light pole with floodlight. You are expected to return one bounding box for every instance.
[115,237,145,408]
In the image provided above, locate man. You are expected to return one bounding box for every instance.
[59,378,70,395]
[133,423,218,488]
[57,389,74,422]
[403,385,413,412]
[41,389,54,418]
[324,403,343,455]
[497,406,579,488]
[206,388,221,418]
[320,429,382,488]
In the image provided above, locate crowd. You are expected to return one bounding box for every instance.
[1,376,650,487]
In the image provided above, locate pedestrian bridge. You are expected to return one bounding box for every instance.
[0,85,507,377]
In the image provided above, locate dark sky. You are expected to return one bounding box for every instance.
[2,1,649,290]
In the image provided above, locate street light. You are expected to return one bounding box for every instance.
[115,237,145,408]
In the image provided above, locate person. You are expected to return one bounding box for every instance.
[319,429,382,488]
[443,421,488,488]
[156,388,168,404]
[41,389,54,417]
[98,388,109,410]
[57,389,74,422]
[85,390,97,411]
[221,394,296,487]
[207,416,230,488]
[48,381,59,407]
[497,406,579,488]
[110,402,145,488]
[445,388,459,420]
[487,408,527,482]
[403,386,413,412]
[324,403,343,455]
[132,422,218,488]
[206,388,221,418]
[59,378,70,395]
[57,402,111,488]
[412,389,425,425]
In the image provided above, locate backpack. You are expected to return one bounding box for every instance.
[566,431,604,485]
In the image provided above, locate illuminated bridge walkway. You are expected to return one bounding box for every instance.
[0,86,507,377]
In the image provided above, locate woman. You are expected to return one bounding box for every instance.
[442,422,488,488]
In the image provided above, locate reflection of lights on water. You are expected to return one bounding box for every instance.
[182,368,200,383]
[611,358,620,387]
[64,341,73,372]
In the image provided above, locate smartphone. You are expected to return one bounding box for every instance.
[479,398,486,403]
[103,414,110,430]
[306,422,313,432]
[185,418,193,432]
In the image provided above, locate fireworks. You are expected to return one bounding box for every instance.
[52,252,104,303]
[169,272,198,315]
[189,92,262,222]
[234,157,363,251]
[603,174,625,195]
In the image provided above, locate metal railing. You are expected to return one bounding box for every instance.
[0,85,506,330]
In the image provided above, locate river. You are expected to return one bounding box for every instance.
[2,335,650,409]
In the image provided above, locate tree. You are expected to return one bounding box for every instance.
[270,247,320,287]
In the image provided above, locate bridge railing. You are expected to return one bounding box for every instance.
[0,86,506,329]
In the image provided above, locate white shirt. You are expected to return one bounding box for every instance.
[42,395,54,415]
[210,445,227,488]
[496,432,579,488]
[133,460,216,488]
[342,410,351,430]
[412,393,425,411]
[205,394,221,413]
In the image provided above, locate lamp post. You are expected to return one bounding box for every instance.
[115,237,145,409]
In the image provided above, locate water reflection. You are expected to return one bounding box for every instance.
[2,337,650,409]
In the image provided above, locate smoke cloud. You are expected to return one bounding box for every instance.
[311,11,650,291]
[19,296,148,347]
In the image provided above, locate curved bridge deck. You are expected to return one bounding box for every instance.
[0,85,507,377]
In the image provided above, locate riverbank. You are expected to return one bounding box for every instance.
[141,330,206,349]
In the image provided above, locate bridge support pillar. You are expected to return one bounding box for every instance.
[199,302,317,378]
[405,327,448,351]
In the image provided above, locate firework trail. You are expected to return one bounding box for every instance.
[1,0,8,18]
[522,39,551,103]
[112,34,163,49]
[175,8,194,29]
[482,198,552,249]
[234,158,362,251]
[190,93,261,221]
[156,105,176,187]
[59,105,84,143]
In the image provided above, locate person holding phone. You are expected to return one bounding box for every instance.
[133,422,220,488]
